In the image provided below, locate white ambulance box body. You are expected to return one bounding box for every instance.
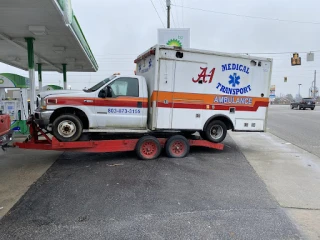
[135,45,272,132]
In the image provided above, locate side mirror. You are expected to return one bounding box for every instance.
[106,86,113,98]
[98,89,107,98]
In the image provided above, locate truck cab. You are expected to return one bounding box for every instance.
[35,74,149,142]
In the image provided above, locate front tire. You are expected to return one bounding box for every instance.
[204,120,227,143]
[52,114,83,142]
[311,107,315,110]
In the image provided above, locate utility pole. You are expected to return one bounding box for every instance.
[298,84,302,99]
[314,70,317,99]
[166,0,171,28]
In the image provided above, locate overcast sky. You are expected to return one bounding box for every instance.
[1,0,319,97]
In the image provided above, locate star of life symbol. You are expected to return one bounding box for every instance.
[229,73,240,87]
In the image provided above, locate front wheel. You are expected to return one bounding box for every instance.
[291,105,294,109]
[52,114,83,142]
[204,120,227,143]
[311,107,315,110]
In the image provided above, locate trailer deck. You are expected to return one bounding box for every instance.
[14,116,224,159]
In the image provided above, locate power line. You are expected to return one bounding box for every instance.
[149,0,165,27]
[157,0,166,13]
[237,50,320,55]
[181,0,184,27]
[171,11,177,27]
[171,0,179,27]
[95,54,138,56]
[172,4,320,25]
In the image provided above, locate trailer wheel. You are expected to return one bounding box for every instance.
[136,136,161,160]
[165,135,190,158]
[204,120,227,143]
[52,114,83,142]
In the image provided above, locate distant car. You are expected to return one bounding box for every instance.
[291,98,316,110]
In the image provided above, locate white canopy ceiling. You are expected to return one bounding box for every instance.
[0,0,98,73]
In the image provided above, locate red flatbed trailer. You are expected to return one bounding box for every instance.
[14,117,224,160]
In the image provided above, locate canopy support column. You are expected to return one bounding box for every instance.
[37,63,42,91]
[62,64,67,90]
[25,37,36,114]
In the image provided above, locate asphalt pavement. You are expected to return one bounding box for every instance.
[267,105,320,157]
[0,135,301,240]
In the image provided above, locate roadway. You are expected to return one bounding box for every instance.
[267,105,320,157]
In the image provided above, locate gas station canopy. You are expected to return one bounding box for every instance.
[0,0,98,73]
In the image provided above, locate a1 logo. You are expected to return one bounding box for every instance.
[192,67,216,83]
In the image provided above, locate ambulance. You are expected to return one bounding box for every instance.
[35,45,272,143]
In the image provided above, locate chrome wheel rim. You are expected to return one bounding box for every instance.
[210,125,223,140]
[57,120,76,138]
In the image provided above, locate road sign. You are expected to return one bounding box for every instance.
[307,52,314,62]
[270,85,276,99]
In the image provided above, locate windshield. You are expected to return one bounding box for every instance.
[84,75,117,92]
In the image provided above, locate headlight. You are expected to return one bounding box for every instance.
[41,98,47,110]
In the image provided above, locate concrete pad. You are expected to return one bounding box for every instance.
[286,209,320,240]
[244,152,320,209]
[230,132,320,209]
[0,147,61,218]
[230,131,320,239]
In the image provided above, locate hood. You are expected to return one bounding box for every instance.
[38,89,82,98]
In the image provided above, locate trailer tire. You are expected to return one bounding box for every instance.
[52,114,83,142]
[165,135,190,158]
[204,120,227,143]
[136,136,161,160]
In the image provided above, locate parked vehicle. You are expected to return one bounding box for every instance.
[291,98,315,110]
[34,45,272,143]
[0,112,13,147]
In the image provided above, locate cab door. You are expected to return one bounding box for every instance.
[94,77,145,129]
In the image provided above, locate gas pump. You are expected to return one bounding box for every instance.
[0,73,29,134]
